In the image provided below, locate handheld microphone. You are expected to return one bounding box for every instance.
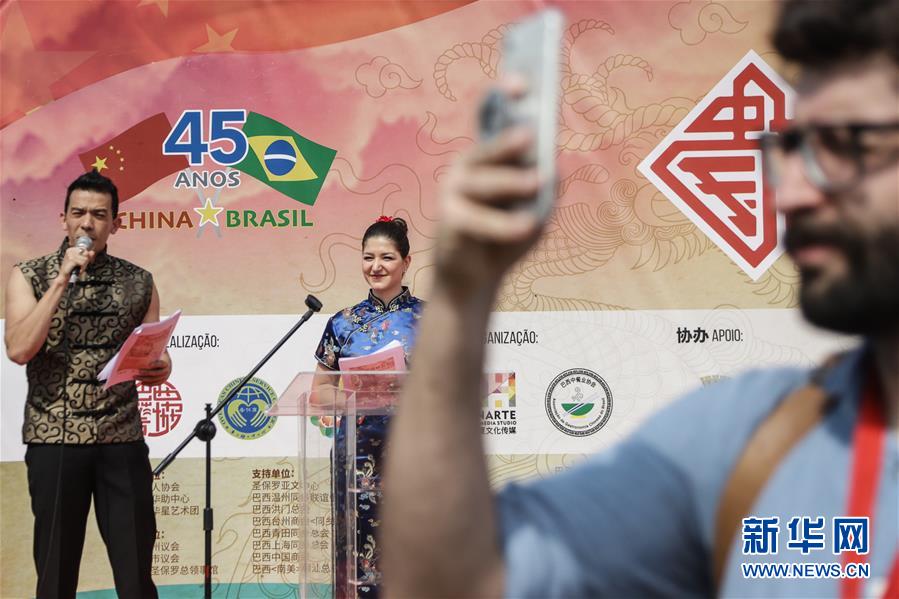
[69,236,93,283]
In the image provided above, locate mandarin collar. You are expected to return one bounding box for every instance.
[367,286,411,312]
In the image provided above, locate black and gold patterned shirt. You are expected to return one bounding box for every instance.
[17,238,153,444]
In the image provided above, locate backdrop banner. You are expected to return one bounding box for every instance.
[1,1,850,596]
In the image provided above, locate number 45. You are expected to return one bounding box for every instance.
[163,109,248,166]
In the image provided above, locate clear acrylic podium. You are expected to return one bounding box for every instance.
[268,371,405,599]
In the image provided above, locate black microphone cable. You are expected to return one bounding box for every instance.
[35,240,91,598]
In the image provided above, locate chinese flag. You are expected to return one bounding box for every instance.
[78,113,188,202]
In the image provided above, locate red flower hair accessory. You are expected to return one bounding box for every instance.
[377,215,393,223]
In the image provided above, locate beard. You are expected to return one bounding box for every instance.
[785,215,899,336]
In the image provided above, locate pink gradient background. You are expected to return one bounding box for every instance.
[1,1,784,316]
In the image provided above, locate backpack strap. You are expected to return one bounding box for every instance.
[712,363,838,590]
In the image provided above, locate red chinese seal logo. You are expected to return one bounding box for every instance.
[639,51,795,279]
[138,381,183,437]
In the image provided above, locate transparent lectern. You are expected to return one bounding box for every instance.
[268,371,405,599]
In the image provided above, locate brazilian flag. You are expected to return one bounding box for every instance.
[233,112,337,205]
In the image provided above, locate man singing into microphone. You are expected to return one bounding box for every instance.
[4,169,171,598]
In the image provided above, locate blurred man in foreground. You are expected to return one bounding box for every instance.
[382,0,899,596]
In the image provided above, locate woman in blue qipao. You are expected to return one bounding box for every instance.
[313,216,423,599]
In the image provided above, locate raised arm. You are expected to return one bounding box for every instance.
[382,120,544,598]
[4,246,94,364]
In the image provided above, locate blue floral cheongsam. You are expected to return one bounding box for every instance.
[314,287,423,599]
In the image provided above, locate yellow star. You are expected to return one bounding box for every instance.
[194,197,224,227]
[137,0,169,17]
[91,156,108,172]
[193,25,238,53]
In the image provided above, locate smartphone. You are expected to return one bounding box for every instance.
[479,8,564,221]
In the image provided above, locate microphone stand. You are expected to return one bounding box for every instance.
[153,294,323,599]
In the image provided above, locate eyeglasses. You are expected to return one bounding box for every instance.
[759,122,899,193]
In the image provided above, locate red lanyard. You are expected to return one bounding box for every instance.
[841,371,898,599]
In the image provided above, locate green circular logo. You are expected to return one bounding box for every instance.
[545,368,613,437]
[217,377,278,440]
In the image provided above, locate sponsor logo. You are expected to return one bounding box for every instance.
[544,368,612,437]
[639,51,795,280]
[481,373,517,436]
[217,377,278,440]
[138,381,183,437]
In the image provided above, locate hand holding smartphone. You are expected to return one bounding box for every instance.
[479,9,564,221]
